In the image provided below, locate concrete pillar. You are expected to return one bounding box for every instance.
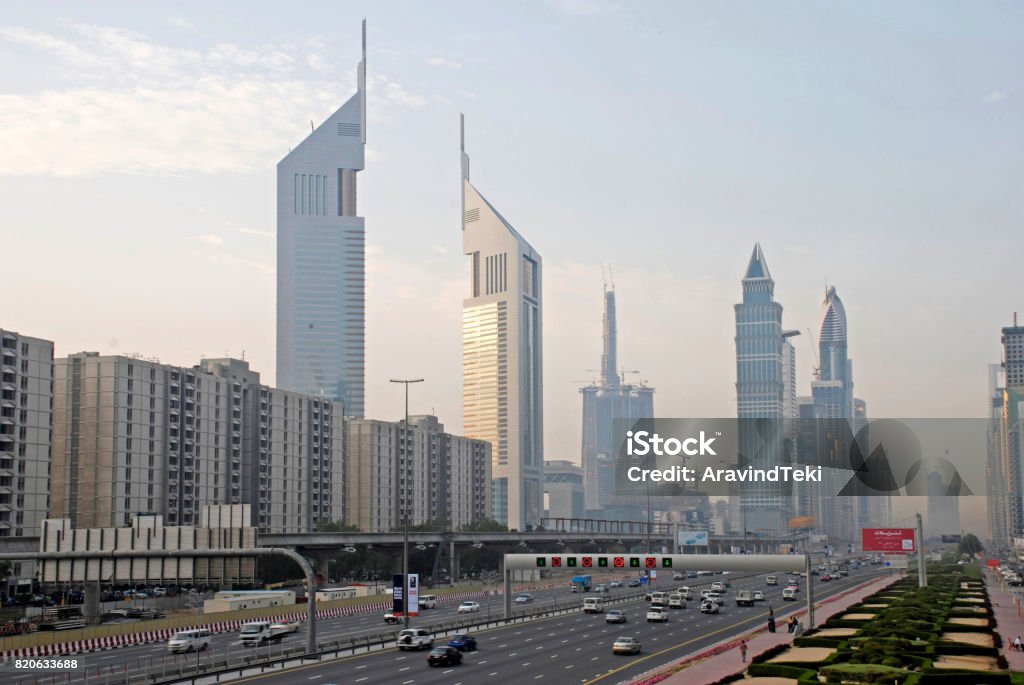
[450,539,457,583]
[84,583,100,624]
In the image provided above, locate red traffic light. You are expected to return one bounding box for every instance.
[613,557,625,568]
[551,556,562,567]
[645,557,657,568]
[581,556,593,568]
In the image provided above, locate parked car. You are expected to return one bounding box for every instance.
[447,633,477,651]
[605,609,627,624]
[457,601,481,614]
[427,646,463,666]
[612,636,642,655]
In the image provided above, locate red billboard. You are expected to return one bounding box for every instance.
[861,528,916,553]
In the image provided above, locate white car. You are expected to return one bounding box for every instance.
[710,581,725,591]
[514,593,533,604]
[753,590,765,601]
[700,601,719,614]
[167,629,211,653]
[457,601,481,614]
[646,606,669,622]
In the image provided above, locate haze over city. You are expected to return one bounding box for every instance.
[2,0,1021,473]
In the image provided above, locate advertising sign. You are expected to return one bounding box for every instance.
[392,573,404,616]
[407,573,420,617]
[883,555,909,569]
[862,528,916,553]
[677,530,709,547]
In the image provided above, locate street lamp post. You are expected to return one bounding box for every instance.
[391,378,424,629]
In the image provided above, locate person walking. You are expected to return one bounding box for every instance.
[1015,636,1023,652]
[739,639,748,662]
[768,615,776,633]
[788,616,796,634]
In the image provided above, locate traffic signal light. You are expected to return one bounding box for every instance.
[630,557,640,568]
[567,557,577,567]
[662,558,673,568]
[598,557,609,568]
[582,556,593,568]
[613,557,625,568]
[645,557,657,569]
[552,556,562,567]
[536,557,546,567]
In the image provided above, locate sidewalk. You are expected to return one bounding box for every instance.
[985,567,1024,672]
[627,573,901,685]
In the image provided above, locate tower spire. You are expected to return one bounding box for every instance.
[601,285,620,386]
[358,19,367,144]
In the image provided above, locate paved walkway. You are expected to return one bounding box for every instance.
[626,573,902,685]
[986,566,1024,672]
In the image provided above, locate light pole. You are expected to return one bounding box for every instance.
[391,378,423,629]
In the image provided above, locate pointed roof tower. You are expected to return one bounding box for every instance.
[745,242,772,280]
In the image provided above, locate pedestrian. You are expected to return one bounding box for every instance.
[768,616,776,633]
[1015,636,1023,652]
[787,616,796,634]
[739,639,748,662]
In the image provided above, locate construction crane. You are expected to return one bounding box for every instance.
[805,328,821,379]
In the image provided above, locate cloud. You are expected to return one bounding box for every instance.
[427,56,462,70]
[548,0,621,15]
[164,17,198,32]
[0,23,427,176]
[188,234,224,246]
[238,228,275,238]
[985,89,1010,103]
[193,251,273,274]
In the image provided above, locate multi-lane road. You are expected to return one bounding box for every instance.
[216,569,881,685]
[5,568,882,685]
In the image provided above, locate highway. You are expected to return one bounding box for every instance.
[3,574,648,684]
[204,569,880,685]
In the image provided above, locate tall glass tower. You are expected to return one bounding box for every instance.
[735,244,790,535]
[276,22,367,417]
[580,286,655,511]
[461,116,543,530]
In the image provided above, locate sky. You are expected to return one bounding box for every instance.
[2,1,1022,534]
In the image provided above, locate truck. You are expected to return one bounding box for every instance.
[571,575,593,593]
[734,590,755,607]
[240,621,296,646]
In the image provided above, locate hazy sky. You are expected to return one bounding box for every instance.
[3,0,1022,511]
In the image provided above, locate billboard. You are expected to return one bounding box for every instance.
[862,528,916,553]
[677,530,709,547]
[408,573,420,617]
[392,573,404,616]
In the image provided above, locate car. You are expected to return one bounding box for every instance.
[752,590,765,601]
[646,606,669,622]
[447,633,477,651]
[672,572,685,581]
[427,646,463,666]
[398,628,434,651]
[820,573,832,582]
[686,571,698,578]
[612,636,642,655]
[700,601,719,614]
[710,582,725,591]
[667,594,686,609]
[167,629,211,653]
[151,587,167,597]
[627,579,642,588]
[609,580,623,588]
[457,601,481,614]
[593,584,609,593]
[514,594,533,604]
[384,611,401,624]
[605,609,627,624]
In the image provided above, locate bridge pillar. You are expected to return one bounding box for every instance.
[84,582,100,624]
[450,539,458,582]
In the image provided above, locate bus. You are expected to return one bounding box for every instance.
[37,607,86,631]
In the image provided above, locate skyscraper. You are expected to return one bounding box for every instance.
[0,329,53,596]
[277,22,367,418]
[461,116,543,530]
[734,244,793,535]
[580,285,655,511]
[1000,317,1024,539]
[986,363,1008,547]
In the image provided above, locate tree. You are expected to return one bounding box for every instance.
[957,533,983,558]
[315,520,360,532]
[460,518,508,533]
